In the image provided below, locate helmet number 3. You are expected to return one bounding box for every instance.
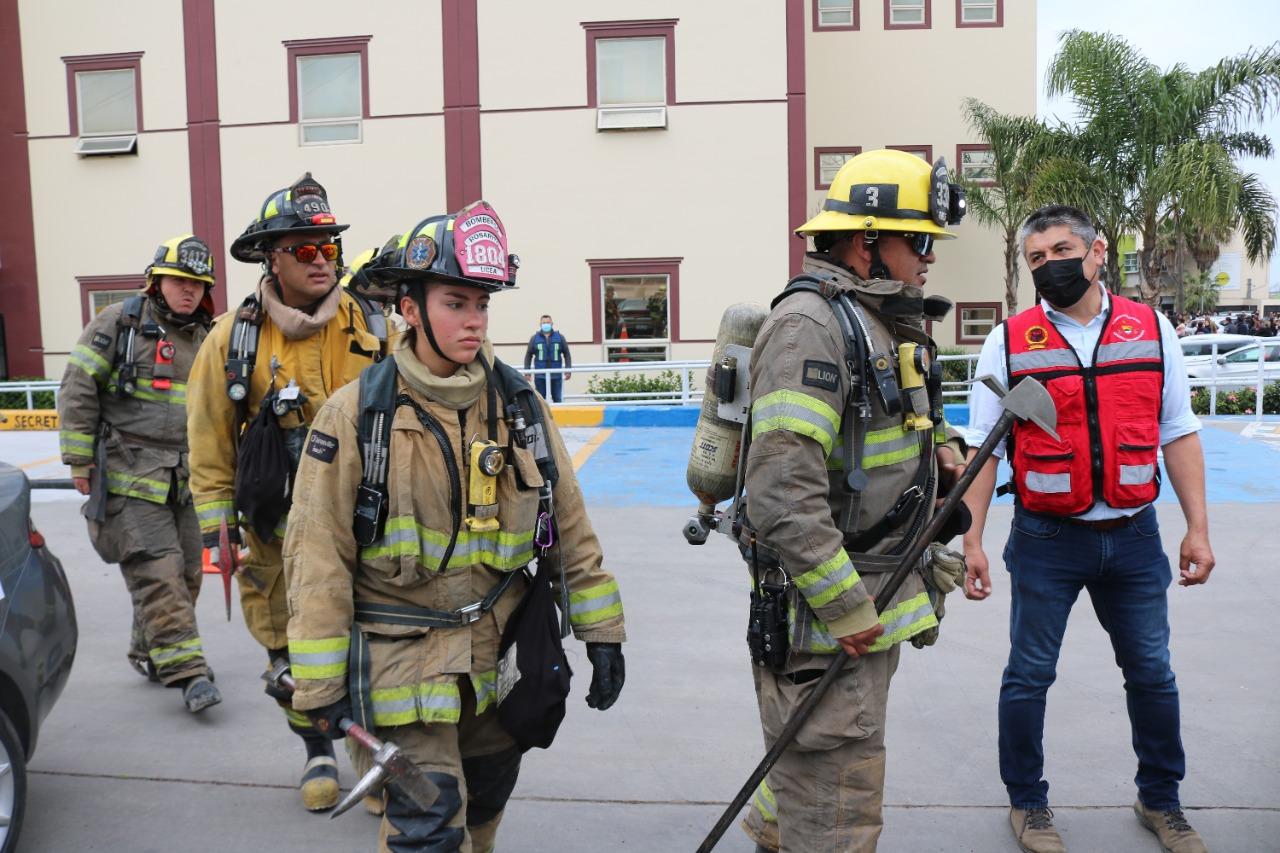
[865,186,880,208]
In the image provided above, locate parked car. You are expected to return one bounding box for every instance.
[0,462,78,853]
[1178,333,1257,368]
[1187,337,1280,388]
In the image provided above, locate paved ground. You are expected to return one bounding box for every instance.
[4,421,1279,852]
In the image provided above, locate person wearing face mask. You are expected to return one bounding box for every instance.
[735,149,972,853]
[57,235,220,713]
[960,205,1214,853]
[523,314,572,402]
[187,173,385,812]
[283,202,626,852]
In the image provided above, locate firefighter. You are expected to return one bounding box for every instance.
[58,234,220,713]
[283,202,626,851]
[737,149,970,852]
[186,173,385,811]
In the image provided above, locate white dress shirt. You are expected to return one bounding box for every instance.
[963,283,1201,520]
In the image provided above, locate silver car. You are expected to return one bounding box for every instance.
[0,462,78,853]
[1187,337,1280,389]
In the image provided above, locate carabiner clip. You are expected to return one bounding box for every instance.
[535,510,556,550]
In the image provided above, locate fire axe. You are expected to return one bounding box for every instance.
[696,375,1058,852]
[263,659,441,818]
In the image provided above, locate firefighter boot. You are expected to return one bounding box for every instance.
[1134,800,1208,853]
[300,735,340,811]
[181,676,222,713]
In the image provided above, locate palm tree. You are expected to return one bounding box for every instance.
[1182,270,1220,315]
[959,98,1044,314]
[1038,31,1280,303]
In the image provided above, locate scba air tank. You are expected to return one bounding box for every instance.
[685,302,768,519]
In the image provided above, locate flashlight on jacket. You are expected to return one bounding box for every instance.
[153,340,176,390]
[466,439,504,532]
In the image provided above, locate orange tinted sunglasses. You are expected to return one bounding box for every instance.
[272,242,340,263]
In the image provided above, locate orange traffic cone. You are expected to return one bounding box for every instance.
[202,548,218,574]
[618,321,630,363]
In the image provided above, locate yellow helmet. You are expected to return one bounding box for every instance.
[797,149,966,238]
[146,234,216,286]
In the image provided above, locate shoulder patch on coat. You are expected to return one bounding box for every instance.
[91,332,112,351]
[802,360,840,392]
[306,430,339,463]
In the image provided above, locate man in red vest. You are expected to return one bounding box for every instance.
[961,206,1214,853]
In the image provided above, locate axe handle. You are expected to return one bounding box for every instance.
[696,408,1016,853]
[339,718,384,752]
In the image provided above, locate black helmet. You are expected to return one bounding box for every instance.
[363,201,519,294]
[229,172,350,263]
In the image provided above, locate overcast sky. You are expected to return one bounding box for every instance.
[1036,0,1280,287]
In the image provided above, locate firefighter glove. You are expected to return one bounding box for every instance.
[585,643,625,711]
[306,695,353,740]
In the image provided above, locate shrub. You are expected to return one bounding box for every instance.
[0,377,56,409]
[1190,382,1279,415]
[937,346,975,386]
[586,369,684,400]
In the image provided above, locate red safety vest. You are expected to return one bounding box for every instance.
[1004,295,1164,515]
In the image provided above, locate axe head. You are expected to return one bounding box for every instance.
[217,518,236,621]
[331,739,440,819]
[976,374,1059,441]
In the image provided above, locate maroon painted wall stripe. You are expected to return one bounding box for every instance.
[786,0,807,276]
[182,0,227,311]
[0,0,44,377]
[442,0,481,210]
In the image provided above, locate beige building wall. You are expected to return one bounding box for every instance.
[805,0,1039,348]
[20,0,193,377]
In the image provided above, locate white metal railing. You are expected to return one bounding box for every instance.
[0,379,60,409]
[1185,341,1273,420]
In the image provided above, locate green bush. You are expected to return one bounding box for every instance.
[0,377,56,409]
[937,347,974,385]
[586,369,684,399]
[1190,382,1279,415]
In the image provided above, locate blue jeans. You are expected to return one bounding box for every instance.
[999,506,1184,810]
[534,372,563,403]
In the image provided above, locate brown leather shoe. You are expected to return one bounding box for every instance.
[1134,800,1208,853]
[1010,806,1067,853]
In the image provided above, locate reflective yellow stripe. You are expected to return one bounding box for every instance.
[753,779,777,823]
[60,430,96,456]
[196,500,236,533]
[792,548,862,609]
[569,579,622,626]
[289,637,350,680]
[472,670,497,714]
[149,638,203,667]
[107,471,170,503]
[751,389,841,456]
[370,680,462,727]
[862,424,923,469]
[69,344,111,381]
[867,591,937,652]
[107,373,188,405]
[361,517,535,571]
[284,707,314,729]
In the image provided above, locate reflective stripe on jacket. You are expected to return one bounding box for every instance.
[1005,296,1163,515]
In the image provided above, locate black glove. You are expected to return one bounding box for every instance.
[201,525,242,551]
[585,643,625,711]
[305,695,353,740]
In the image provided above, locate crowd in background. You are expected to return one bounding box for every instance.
[1166,309,1280,338]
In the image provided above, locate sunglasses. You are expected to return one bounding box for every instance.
[272,242,340,263]
[900,232,935,258]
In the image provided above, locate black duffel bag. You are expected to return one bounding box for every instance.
[234,401,294,543]
[495,567,572,751]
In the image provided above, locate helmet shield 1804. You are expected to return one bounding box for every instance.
[363,201,520,294]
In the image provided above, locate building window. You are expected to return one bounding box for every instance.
[814,0,859,30]
[588,258,681,362]
[815,147,861,190]
[77,275,145,325]
[887,144,932,162]
[1123,251,1139,275]
[957,0,1003,27]
[583,20,677,130]
[885,0,931,29]
[956,144,996,185]
[63,52,143,155]
[284,36,371,146]
[956,302,1001,344]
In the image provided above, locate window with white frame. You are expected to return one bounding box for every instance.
[960,0,999,24]
[957,303,1000,343]
[602,275,670,363]
[597,37,666,107]
[297,53,362,145]
[958,145,996,183]
[888,0,927,27]
[1123,252,1139,275]
[816,148,860,189]
[77,69,137,137]
[90,289,138,315]
[817,0,856,27]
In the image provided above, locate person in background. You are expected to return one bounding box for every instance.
[523,313,572,402]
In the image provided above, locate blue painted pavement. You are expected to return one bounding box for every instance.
[577,422,1280,508]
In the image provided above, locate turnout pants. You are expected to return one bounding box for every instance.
[375,678,521,853]
[752,645,900,853]
[87,494,207,685]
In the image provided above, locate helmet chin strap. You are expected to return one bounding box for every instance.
[864,233,891,280]
[412,288,455,364]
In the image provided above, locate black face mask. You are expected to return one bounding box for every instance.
[1031,257,1093,308]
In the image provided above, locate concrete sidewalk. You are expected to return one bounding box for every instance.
[6,425,1279,852]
